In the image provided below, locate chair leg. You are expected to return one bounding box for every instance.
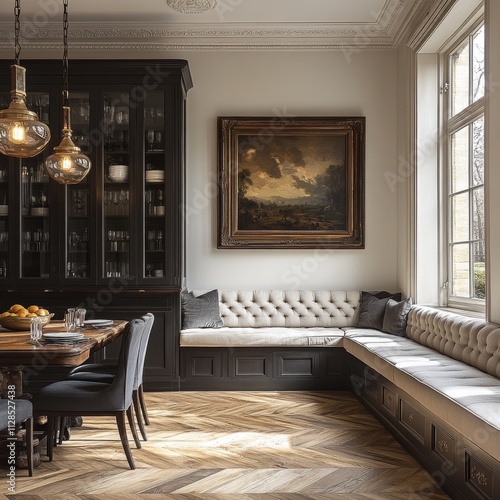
[25,417,33,477]
[133,389,147,441]
[138,384,150,426]
[126,405,141,449]
[47,417,54,461]
[116,412,135,470]
[58,416,67,444]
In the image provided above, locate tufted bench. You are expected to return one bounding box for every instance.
[180,290,500,499]
[181,290,360,347]
[180,290,362,391]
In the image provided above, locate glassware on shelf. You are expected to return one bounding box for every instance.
[147,130,155,151]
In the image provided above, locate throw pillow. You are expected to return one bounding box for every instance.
[356,291,401,330]
[382,298,412,336]
[181,289,223,329]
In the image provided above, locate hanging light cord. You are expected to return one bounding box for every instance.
[62,0,69,107]
[14,0,21,65]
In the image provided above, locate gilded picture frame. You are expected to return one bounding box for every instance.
[217,116,365,249]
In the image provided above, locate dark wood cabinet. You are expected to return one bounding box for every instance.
[0,59,192,391]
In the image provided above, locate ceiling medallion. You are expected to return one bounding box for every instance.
[166,0,218,14]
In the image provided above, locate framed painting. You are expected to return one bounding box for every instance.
[217,116,365,249]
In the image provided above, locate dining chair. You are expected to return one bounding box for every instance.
[0,399,34,476]
[68,313,154,441]
[33,317,145,470]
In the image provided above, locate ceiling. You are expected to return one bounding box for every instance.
[0,0,428,52]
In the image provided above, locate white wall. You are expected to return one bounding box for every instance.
[180,50,399,291]
[1,46,400,292]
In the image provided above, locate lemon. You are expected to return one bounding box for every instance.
[36,308,50,317]
[28,305,39,313]
[0,311,10,318]
[9,304,24,313]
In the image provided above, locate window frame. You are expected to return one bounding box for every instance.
[443,19,485,313]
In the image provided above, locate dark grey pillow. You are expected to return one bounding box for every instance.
[382,298,412,336]
[356,291,402,330]
[181,289,223,329]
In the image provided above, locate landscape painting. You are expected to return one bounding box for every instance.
[218,117,365,249]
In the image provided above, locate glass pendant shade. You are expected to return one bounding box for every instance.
[44,106,91,184]
[0,65,51,158]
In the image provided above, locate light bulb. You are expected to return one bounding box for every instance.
[61,155,73,171]
[8,122,25,144]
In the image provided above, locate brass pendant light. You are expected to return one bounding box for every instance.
[44,0,91,184]
[0,0,51,158]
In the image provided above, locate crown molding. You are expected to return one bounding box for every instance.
[0,1,428,52]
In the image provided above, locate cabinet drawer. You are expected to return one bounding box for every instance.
[382,385,397,416]
[364,367,379,401]
[400,399,425,442]
[466,451,494,500]
[432,424,455,465]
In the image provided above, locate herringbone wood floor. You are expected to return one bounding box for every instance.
[6,391,449,499]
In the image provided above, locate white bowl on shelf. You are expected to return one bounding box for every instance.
[108,165,128,182]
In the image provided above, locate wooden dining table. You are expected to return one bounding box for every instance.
[0,320,128,398]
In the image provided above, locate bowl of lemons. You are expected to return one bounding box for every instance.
[0,304,53,331]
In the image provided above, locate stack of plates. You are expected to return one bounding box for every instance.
[109,165,128,182]
[145,170,164,183]
[0,205,7,216]
[43,332,84,343]
[83,319,114,328]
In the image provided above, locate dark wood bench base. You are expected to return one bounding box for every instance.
[179,347,350,391]
[350,357,500,500]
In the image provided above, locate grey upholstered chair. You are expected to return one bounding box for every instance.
[0,399,34,476]
[33,317,146,470]
[68,313,154,441]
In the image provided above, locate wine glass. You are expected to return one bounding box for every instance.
[147,130,154,151]
[146,263,153,277]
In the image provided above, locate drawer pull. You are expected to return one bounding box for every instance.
[438,440,448,453]
[408,413,414,422]
[471,467,488,485]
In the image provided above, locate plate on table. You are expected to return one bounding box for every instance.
[43,332,85,343]
[83,319,114,328]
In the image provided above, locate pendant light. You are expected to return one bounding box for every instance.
[0,0,51,158]
[44,0,91,184]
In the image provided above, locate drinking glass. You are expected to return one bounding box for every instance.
[30,317,43,342]
[75,308,87,328]
[147,130,154,151]
[65,308,76,331]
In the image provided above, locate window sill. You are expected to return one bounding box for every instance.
[432,306,485,320]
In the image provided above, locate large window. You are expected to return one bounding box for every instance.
[446,23,485,310]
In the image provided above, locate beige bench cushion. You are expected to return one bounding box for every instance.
[180,327,345,347]
[343,328,500,461]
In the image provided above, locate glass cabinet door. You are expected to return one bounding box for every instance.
[143,92,166,280]
[20,92,52,280]
[20,160,51,278]
[102,92,132,280]
[64,92,92,280]
[0,149,8,281]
